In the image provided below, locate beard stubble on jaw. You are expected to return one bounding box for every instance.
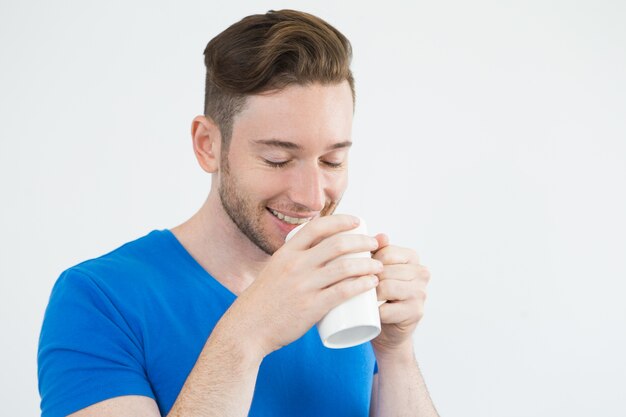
[218,152,341,256]
[218,156,276,256]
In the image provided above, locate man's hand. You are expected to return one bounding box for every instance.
[370,233,431,356]
[219,214,384,359]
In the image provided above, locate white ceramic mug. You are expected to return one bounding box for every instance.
[286,216,384,349]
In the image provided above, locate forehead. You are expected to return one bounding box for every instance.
[231,81,354,151]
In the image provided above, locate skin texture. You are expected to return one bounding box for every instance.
[67,81,438,417]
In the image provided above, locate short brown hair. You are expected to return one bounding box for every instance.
[203,9,355,148]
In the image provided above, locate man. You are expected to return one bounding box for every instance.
[38,9,437,417]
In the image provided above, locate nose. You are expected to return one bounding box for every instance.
[288,162,326,212]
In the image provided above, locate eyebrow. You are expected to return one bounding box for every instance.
[252,139,352,151]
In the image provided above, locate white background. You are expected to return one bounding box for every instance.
[1,1,625,416]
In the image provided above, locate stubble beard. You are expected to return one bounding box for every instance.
[218,155,340,256]
[219,159,276,255]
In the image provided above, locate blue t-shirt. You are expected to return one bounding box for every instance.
[38,230,376,417]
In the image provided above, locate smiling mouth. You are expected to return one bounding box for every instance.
[267,208,313,225]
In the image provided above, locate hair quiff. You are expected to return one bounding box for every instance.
[203,9,355,148]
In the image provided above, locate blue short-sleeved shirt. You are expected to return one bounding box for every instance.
[38,230,376,417]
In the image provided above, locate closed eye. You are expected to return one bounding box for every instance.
[262,159,344,169]
[322,161,344,168]
[263,159,290,168]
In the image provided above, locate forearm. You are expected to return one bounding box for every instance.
[371,343,439,417]
[167,313,264,417]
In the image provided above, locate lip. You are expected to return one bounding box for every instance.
[266,208,304,234]
[267,207,320,219]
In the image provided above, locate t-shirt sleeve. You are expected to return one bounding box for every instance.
[38,268,155,417]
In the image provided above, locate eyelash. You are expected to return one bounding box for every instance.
[324,161,344,168]
[264,160,289,168]
[264,160,343,169]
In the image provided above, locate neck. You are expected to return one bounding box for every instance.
[170,189,270,295]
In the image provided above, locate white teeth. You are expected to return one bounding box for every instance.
[270,209,311,225]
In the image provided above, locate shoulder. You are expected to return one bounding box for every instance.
[73,229,172,278]
[47,229,182,316]
[58,229,176,289]
[40,230,180,364]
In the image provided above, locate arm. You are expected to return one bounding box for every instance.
[68,396,161,417]
[165,306,264,417]
[369,234,439,417]
[68,321,262,417]
[369,342,439,417]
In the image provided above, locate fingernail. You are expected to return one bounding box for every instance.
[371,276,379,286]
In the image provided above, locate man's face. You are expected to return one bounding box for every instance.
[217,81,354,255]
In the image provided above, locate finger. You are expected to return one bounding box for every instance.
[285,214,361,250]
[379,299,424,325]
[372,233,390,255]
[318,257,384,288]
[320,274,379,311]
[307,233,379,267]
[372,245,419,265]
[377,264,422,282]
[378,263,430,283]
[377,278,426,302]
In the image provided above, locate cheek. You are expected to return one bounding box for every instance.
[254,170,293,201]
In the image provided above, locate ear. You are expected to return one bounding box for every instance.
[191,115,222,173]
